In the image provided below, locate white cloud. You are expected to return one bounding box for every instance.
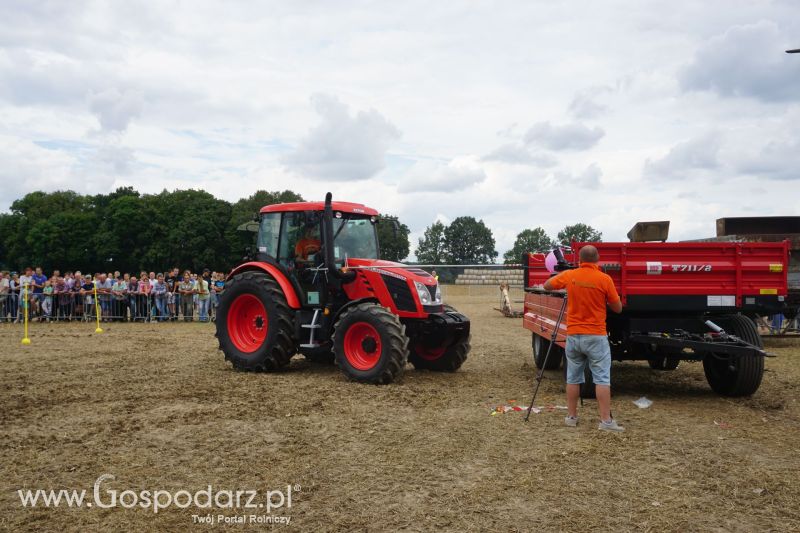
[399,156,487,193]
[88,88,144,133]
[94,143,135,175]
[643,134,721,180]
[282,94,400,181]
[568,86,612,119]
[679,20,800,102]
[0,2,799,261]
[482,143,557,167]
[735,138,800,181]
[555,163,603,190]
[523,121,605,151]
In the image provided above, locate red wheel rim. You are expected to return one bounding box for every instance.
[415,344,446,361]
[226,294,268,353]
[343,321,382,370]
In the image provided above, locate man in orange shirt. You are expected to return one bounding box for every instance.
[544,245,624,432]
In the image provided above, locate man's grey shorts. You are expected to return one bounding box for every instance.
[565,334,611,386]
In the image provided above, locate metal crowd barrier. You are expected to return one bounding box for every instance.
[0,290,223,323]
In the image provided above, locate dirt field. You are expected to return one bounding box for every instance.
[2,291,799,532]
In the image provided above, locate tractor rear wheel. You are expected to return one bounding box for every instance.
[333,303,408,384]
[215,271,296,372]
[409,335,470,372]
[532,333,562,370]
[703,314,764,396]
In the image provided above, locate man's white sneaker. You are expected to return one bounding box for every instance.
[598,419,625,432]
[564,416,578,427]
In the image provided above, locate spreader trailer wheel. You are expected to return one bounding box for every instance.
[532,333,562,370]
[333,302,409,384]
[215,271,297,372]
[703,314,765,396]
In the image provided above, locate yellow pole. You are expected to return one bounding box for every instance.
[94,280,103,334]
[21,283,31,345]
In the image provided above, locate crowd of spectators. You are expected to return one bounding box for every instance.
[0,267,226,323]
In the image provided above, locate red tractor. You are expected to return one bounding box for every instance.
[215,193,471,384]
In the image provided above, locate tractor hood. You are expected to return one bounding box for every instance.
[346,258,437,286]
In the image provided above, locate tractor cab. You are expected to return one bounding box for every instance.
[216,193,471,385]
[254,201,380,306]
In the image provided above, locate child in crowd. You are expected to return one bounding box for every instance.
[81,275,95,321]
[138,272,151,322]
[41,280,54,321]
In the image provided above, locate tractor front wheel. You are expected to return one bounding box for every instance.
[215,271,296,372]
[333,303,409,384]
[409,335,470,372]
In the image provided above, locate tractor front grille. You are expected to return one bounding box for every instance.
[427,285,437,301]
[381,274,417,312]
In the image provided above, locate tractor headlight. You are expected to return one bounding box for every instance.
[414,281,432,305]
[414,281,442,306]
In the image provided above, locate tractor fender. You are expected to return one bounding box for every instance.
[227,262,301,309]
[331,297,380,326]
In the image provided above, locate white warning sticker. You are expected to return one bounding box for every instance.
[646,261,662,275]
[708,295,735,307]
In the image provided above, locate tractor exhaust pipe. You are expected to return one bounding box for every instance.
[323,192,355,282]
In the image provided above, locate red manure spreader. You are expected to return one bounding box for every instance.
[524,240,790,397]
[216,193,470,384]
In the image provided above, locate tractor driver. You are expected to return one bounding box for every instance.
[294,227,321,262]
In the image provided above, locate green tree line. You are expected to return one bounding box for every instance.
[0,187,600,272]
[415,219,601,265]
[501,223,602,264]
[0,188,411,273]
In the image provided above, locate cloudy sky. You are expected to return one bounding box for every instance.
[1,1,798,259]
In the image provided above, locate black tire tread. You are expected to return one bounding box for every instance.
[215,271,296,372]
[332,302,409,384]
[533,333,562,370]
[703,314,764,396]
[409,335,471,372]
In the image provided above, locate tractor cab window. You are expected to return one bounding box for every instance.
[278,212,322,268]
[257,213,281,258]
[333,216,378,261]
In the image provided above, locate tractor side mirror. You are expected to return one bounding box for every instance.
[243,246,252,261]
[252,212,259,222]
